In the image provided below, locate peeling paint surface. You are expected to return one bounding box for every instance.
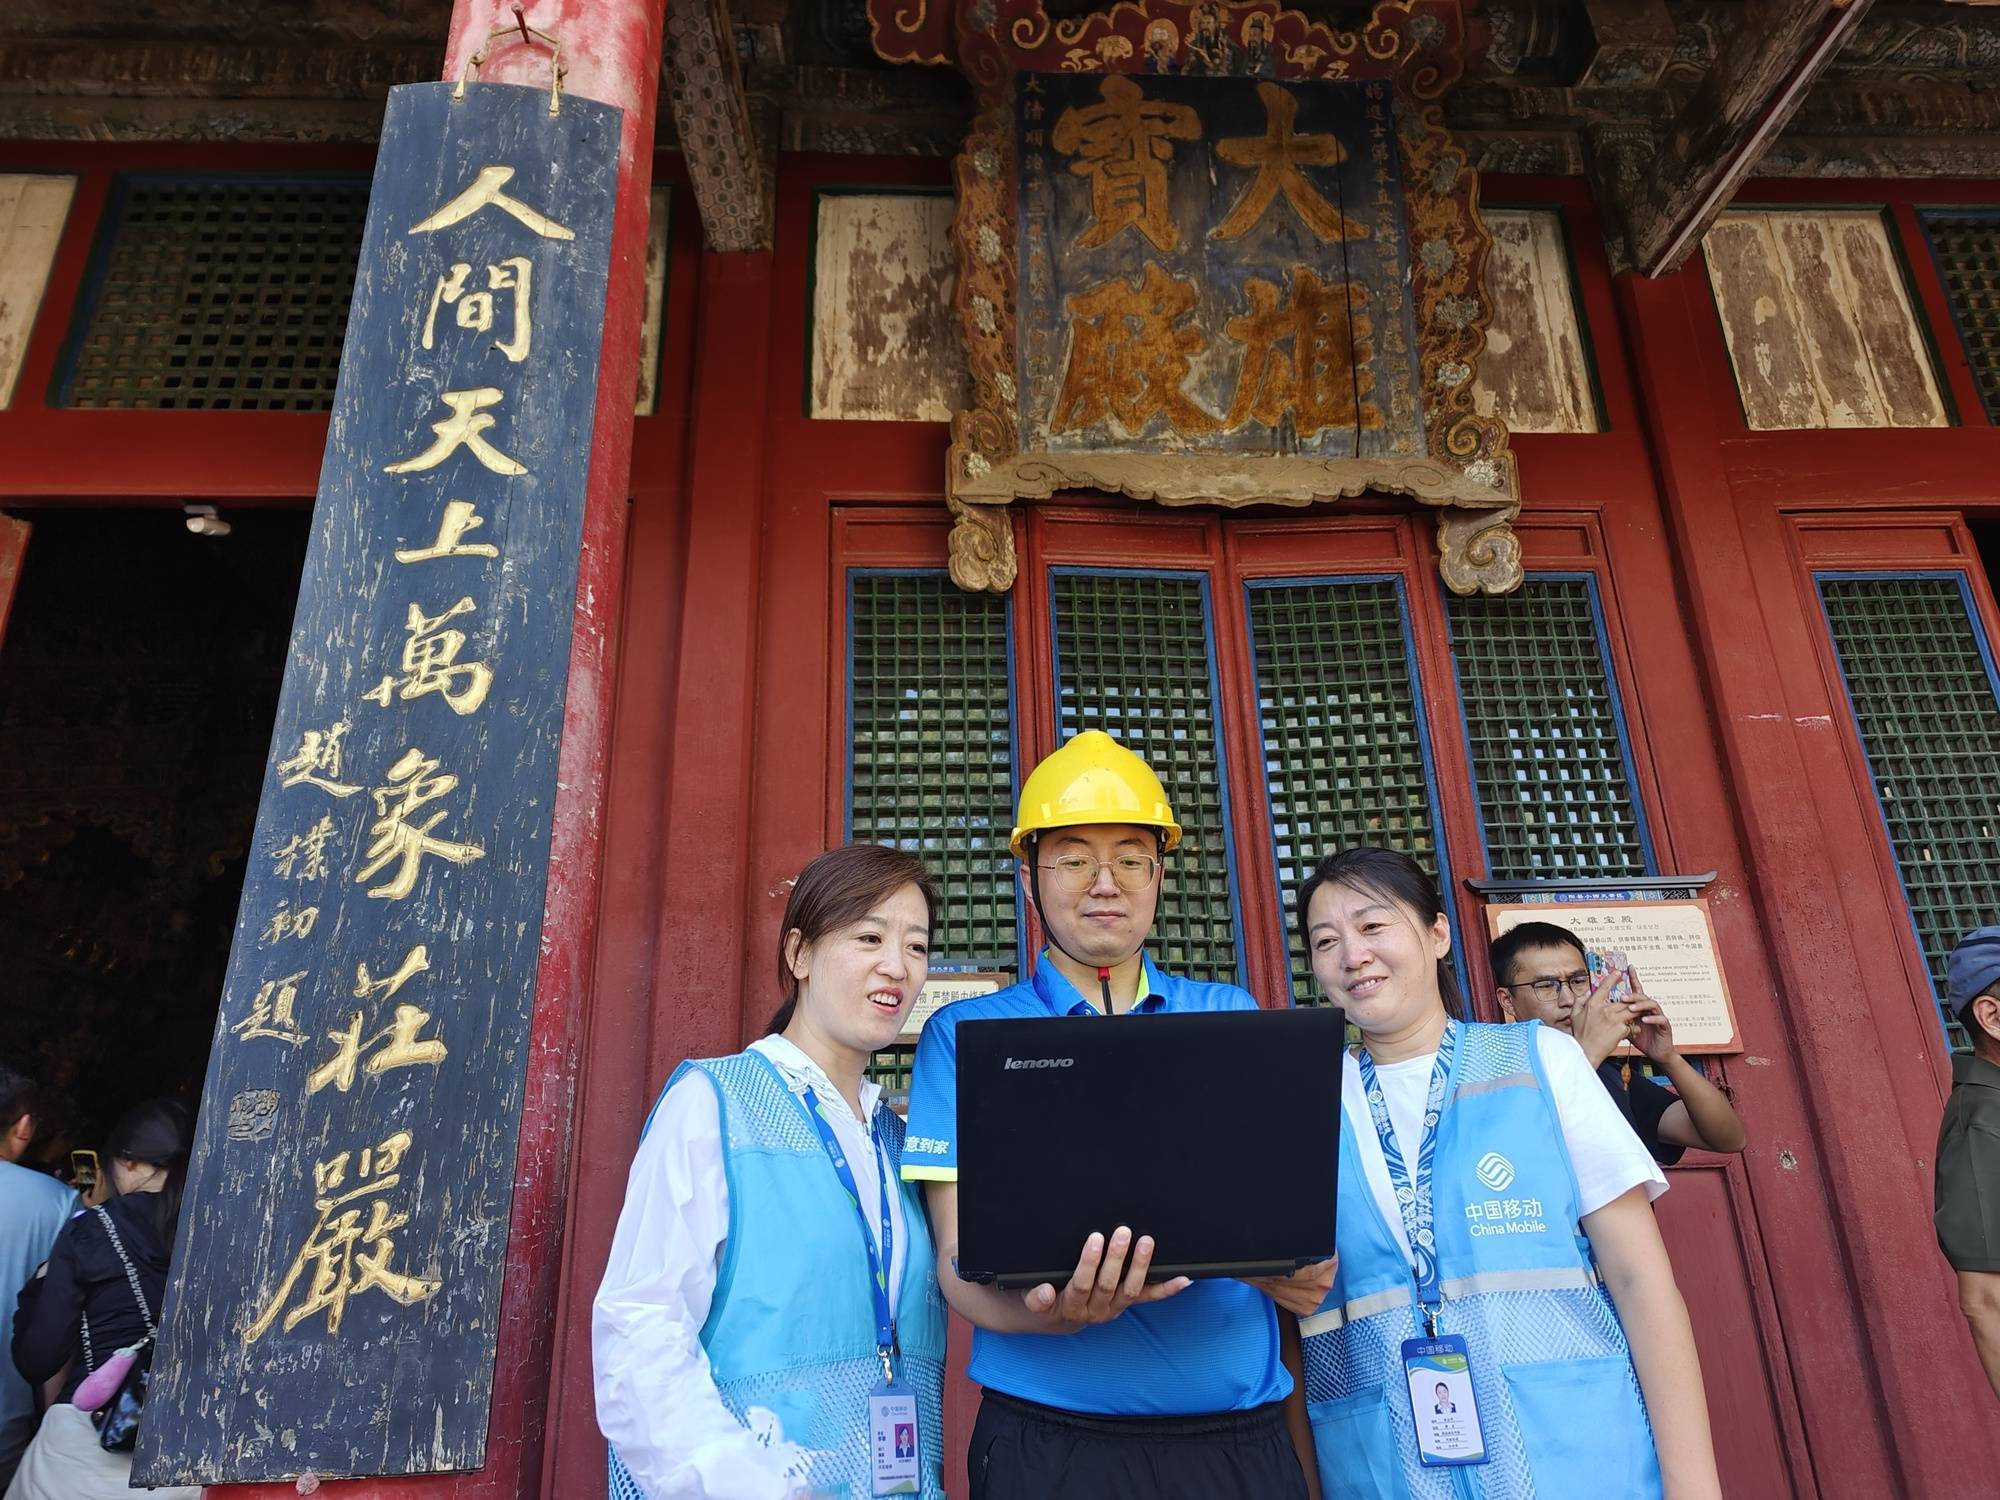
[0,173,74,409]
[635,186,671,416]
[810,192,967,422]
[1473,206,1598,434]
[1703,209,1947,431]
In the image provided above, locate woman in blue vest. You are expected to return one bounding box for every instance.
[1294,846,1721,1500]
[595,843,948,1499]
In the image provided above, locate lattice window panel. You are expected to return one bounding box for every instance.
[864,1046,916,1105]
[848,572,1017,970]
[59,176,369,411]
[1820,575,2000,1049]
[1249,580,1442,1004]
[1445,578,1649,881]
[1051,572,1239,984]
[1923,212,2000,424]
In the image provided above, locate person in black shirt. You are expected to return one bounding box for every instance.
[0,1065,75,1491]
[1491,922,1747,1164]
[1936,926,2000,1397]
[8,1098,198,1500]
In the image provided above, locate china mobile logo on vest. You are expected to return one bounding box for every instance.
[1467,1152,1549,1238]
[1004,1056,1075,1070]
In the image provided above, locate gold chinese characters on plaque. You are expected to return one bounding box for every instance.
[868,0,1521,598]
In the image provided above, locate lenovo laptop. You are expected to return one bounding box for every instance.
[953,1006,1344,1289]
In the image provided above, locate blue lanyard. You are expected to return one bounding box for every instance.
[1357,1019,1461,1336]
[802,1086,898,1382]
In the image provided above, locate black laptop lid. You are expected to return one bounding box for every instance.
[954,1006,1344,1288]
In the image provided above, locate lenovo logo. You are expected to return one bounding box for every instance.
[1003,1057,1075,1070]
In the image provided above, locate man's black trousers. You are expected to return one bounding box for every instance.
[966,1389,1312,1500]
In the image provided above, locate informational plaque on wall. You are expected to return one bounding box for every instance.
[901,971,1011,1040]
[1486,899,1742,1054]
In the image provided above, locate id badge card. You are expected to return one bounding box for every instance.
[1401,1335,1487,1467]
[868,1378,922,1496]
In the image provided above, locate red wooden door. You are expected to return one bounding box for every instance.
[1653,1166,1800,1496]
[819,499,1813,1494]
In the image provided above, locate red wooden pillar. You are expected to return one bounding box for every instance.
[206,3,663,1497]
[660,245,777,1068]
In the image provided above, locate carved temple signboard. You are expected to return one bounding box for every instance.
[135,77,618,1485]
[870,0,1521,595]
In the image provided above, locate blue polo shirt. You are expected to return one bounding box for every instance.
[902,953,1289,1416]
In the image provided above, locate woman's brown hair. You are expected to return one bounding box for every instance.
[767,843,942,1034]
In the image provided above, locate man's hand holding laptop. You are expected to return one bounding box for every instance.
[1020,1226,1193,1331]
[1014,1228,1337,1328]
[1242,1254,1338,1317]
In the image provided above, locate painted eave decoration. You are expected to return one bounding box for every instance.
[870,0,1521,596]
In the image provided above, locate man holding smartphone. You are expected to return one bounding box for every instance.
[901,731,1328,1500]
[1490,921,1747,1162]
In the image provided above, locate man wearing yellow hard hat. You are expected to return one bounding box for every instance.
[902,731,1324,1499]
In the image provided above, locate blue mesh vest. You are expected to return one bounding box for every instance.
[609,1051,947,1500]
[1300,1021,1663,1500]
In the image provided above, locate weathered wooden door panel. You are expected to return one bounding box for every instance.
[1655,1162,1806,1498]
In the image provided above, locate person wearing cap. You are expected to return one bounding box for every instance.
[901,731,1330,1500]
[1936,925,2000,1398]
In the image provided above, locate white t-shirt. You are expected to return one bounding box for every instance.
[1347,1026,1666,1261]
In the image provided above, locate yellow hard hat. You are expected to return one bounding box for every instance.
[1009,731,1183,858]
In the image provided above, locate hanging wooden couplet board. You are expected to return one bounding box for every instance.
[134,79,619,1485]
[869,0,1521,597]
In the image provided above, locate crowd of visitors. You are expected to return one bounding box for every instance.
[0,1070,197,1499]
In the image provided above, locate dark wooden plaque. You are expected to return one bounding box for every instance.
[135,79,619,1484]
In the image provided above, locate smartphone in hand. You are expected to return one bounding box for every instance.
[1586,948,1632,1004]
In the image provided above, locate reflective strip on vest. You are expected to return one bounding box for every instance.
[1298,1264,1600,1337]
[1452,1069,1538,1100]
[1299,1286,1410,1337]
[1440,1265,1600,1300]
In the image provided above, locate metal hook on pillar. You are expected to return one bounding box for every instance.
[452,8,566,115]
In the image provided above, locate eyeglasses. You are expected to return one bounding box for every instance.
[1039,854,1160,893]
[1517,972,1595,1000]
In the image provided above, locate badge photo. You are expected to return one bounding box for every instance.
[1401,1335,1488,1467]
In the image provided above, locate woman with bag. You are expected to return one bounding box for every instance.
[6,1098,199,1500]
[594,842,948,1499]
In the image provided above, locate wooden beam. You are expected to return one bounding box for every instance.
[664,0,773,252]
[1574,0,1676,88]
[1627,0,1876,276]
